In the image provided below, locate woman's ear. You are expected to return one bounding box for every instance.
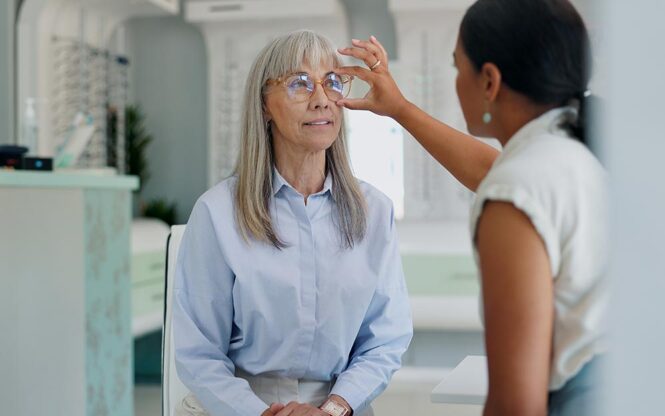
[481,62,502,103]
[262,98,272,123]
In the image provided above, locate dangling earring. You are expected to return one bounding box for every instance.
[482,101,492,124]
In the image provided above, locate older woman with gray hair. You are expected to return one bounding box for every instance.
[173,30,413,416]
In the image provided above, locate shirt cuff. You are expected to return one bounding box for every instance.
[329,378,369,414]
[231,391,269,416]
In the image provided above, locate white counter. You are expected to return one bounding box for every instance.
[0,171,138,416]
[410,295,482,331]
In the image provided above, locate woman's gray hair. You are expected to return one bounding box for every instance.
[234,29,367,249]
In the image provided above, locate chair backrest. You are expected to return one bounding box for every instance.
[162,225,189,415]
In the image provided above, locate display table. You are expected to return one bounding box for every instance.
[431,355,487,415]
[0,170,138,416]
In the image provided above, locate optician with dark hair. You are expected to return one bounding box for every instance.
[336,0,607,415]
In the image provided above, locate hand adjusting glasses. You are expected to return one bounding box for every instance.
[265,72,353,102]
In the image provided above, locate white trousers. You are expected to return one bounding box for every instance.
[175,370,374,416]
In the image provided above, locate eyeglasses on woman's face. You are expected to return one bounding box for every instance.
[265,72,353,102]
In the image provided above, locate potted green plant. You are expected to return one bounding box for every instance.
[124,104,177,224]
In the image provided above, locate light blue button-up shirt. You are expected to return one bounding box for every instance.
[173,169,412,415]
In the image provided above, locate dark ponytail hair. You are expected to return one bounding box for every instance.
[460,0,595,148]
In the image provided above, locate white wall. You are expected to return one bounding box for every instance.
[125,16,209,223]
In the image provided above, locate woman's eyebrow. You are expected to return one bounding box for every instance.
[294,70,336,78]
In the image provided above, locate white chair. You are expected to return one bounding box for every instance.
[162,225,190,415]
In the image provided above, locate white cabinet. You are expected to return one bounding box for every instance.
[131,218,170,337]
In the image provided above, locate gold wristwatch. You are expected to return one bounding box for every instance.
[320,398,351,416]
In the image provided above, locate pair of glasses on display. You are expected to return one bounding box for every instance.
[265,72,353,102]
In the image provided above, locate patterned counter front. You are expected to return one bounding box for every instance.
[0,171,138,416]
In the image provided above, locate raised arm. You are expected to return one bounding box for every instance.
[335,36,499,192]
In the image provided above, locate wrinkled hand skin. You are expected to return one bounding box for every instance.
[269,401,331,416]
[261,403,286,416]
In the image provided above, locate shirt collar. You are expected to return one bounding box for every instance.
[271,167,333,198]
[501,106,575,157]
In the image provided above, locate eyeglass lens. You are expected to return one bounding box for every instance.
[284,73,349,101]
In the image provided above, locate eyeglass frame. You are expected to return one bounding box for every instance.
[264,71,354,102]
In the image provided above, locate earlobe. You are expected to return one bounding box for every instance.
[262,100,272,123]
[262,108,272,130]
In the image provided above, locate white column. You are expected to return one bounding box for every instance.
[603,0,665,414]
[0,0,17,143]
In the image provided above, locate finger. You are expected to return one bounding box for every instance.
[338,46,379,68]
[348,39,386,72]
[333,65,373,83]
[370,35,389,63]
[275,401,299,416]
[351,38,384,70]
[351,38,383,61]
[309,408,329,416]
[336,97,374,111]
[270,403,286,412]
[290,405,312,416]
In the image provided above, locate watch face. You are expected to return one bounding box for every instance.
[321,400,348,416]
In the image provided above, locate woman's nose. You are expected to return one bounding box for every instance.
[309,84,329,109]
